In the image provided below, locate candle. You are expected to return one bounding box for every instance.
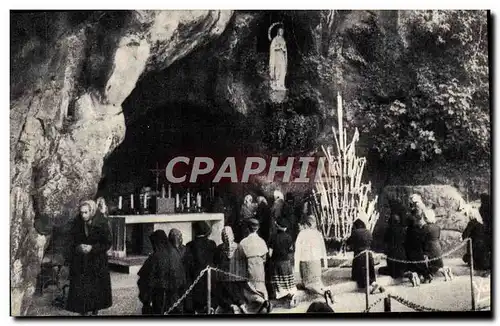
[144,194,148,209]
[130,194,134,209]
[176,193,180,208]
[168,184,172,199]
[161,184,166,198]
[187,190,190,208]
[118,196,122,210]
[197,192,202,208]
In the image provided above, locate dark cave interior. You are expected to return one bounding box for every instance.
[97,10,321,202]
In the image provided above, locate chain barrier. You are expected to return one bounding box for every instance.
[161,238,477,314]
[382,239,470,264]
[164,266,209,315]
[387,294,446,312]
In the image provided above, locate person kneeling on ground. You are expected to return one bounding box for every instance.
[239,218,272,313]
[213,226,249,314]
[378,214,407,279]
[294,215,334,306]
[347,215,385,294]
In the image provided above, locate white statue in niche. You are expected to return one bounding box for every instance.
[269,24,287,91]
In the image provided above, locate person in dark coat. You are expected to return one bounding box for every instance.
[479,194,492,267]
[283,193,298,243]
[66,200,113,315]
[404,195,432,285]
[268,218,296,304]
[379,214,407,279]
[347,217,384,294]
[184,221,217,314]
[462,203,491,272]
[256,196,272,245]
[137,230,187,315]
[422,209,453,281]
[168,228,186,258]
[270,190,285,242]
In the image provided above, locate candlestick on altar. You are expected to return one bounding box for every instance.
[187,190,191,208]
[168,184,172,199]
[161,184,166,198]
[197,192,202,208]
[176,193,180,208]
[130,194,134,209]
[144,194,148,209]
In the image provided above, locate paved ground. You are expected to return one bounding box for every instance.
[27,258,490,316]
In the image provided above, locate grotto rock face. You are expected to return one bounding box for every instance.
[10,10,232,315]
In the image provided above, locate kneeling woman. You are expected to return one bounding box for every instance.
[66,200,113,315]
[294,215,333,305]
[213,226,248,314]
[347,216,384,294]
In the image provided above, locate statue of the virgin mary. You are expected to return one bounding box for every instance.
[269,25,287,91]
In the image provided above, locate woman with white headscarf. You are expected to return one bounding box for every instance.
[294,215,333,305]
[213,226,248,314]
[66,200,113,315]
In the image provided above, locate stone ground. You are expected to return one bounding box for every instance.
[27,258,490,316]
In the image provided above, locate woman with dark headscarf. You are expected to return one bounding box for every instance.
[422,209,453,281]
[462,201,491,273]
[137,230,187,315]
[168,228,186,259]
[213,226,248,314]
[184,221,217,313]
[66,200,113,315]
[404,194,432,286]
[347,215,384,294]
[379,214,407,279]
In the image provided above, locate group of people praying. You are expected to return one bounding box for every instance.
[62,190,491,315]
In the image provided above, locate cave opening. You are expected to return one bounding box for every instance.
[96,11,322,212]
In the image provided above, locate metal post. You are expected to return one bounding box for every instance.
[365,250,370,311]
[469,239,476,311]
[207,267,212,314]
[384,296,391,312]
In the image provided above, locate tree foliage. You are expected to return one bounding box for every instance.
[317,10,490,164]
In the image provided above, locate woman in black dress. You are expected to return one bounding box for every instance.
[404,197,432,286]
[422,209,453,281]
[66,200,112,315]
[348,217,384,294]
[379,214,407,279]
[462,203,491,273]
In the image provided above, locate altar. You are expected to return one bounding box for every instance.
[107,213,224,273]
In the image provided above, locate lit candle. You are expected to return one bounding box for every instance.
[168,184,172,199]
[118,196,122,210]
[130,194,134,209]
[187,190,190,208]
[176,193,180,208]
[197,192,202,208]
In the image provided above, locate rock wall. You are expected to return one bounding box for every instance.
[10,10,233,315]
